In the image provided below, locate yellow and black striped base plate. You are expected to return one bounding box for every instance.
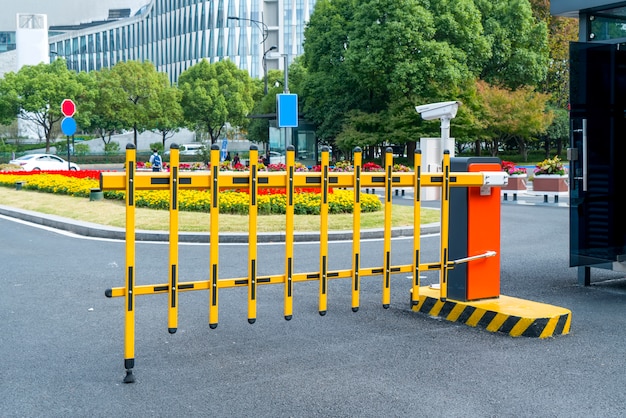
[411,286,571,338]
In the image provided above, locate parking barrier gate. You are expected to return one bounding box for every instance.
[101,143,507,383]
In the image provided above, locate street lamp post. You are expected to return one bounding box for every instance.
[263,45,278,94]
[228,16,274,94]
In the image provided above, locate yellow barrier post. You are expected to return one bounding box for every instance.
[439,151,451,301]
[319,146,330,315]
[248,145,259,324]
[168,144,180,334]
[209,144,221,329]
[351,147,362,312]
[411,150,422,305]
[123,144,136,384]
[284,145,295,320]
[382,147,393,308]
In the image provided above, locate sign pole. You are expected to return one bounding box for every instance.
[67,135,71,169]
[60,99,77,170]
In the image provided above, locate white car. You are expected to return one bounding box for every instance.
[164,143,204,156]
[269,151,286,164]
[9,153,80,171]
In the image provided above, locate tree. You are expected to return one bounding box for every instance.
[73,69,125,147]
[475,0,549,89]
[301,0,499,161]
[178,59,255,144]
[475,80,553,160]
[151,83,183,149]
[0,59,85,152]
[106,60,169,148]
[528,0,579,108]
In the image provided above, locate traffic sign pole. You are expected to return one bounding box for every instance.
[61,99,77,169]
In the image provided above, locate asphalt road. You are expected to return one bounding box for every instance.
[2,203,626,417]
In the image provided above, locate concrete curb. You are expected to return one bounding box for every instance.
[0,205,440,243]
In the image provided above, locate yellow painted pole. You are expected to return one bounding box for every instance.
[284,145,295,320]
[351,147,362,312]
[248,145,259,324]
[411,149,422,306]
[439,151,451,301]
[382,147,393,308]
[168,144,180,334]
[123,144,136,383]
[209,144,221,329]
[319,146,330,315]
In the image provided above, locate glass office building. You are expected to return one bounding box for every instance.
[49,0,317,84]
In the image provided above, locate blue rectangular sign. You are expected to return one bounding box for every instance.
[277,94,298,128]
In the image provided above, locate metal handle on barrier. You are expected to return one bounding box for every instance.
[450,251,497,265]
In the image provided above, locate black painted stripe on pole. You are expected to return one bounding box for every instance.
[416,166,421,202]
[287,258,293,297]
[415,250,420,287]
[322,256,327,294]
[386,166,392,202]
[212,166,218,208]
[127,266,134,311]
[211,264,218,305]
[355,166,361,203]
[251,259,256,300]
[385,251,391,289]
[288,166,294,206]
[323,166,328,203]
[252,166,257,206]
[444,165,450,201]
[128,162,134,206]
[442,248,448,284]
[172,167,178,210]
[171,264,177,308]
[354,253,360,291]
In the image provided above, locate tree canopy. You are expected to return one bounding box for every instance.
[301,0,550,160]
[178,59,255,144]
[0,59,85,152]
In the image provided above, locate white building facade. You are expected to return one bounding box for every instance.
[49,0,317,84]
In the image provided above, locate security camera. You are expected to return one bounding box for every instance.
[415,101,461,121]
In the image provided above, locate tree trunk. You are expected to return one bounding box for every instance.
[406,141,416,165]
[133,123,138,148]
[474,140,481,156]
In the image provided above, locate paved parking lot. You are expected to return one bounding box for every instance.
[2,201,626,417]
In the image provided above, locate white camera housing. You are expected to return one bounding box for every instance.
[415,101,461,121]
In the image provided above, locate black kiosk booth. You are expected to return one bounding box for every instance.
[552,1,626,285]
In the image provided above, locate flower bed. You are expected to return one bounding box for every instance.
[501,161,528,192]
[0,170,382,215]
[532,156,568,192]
